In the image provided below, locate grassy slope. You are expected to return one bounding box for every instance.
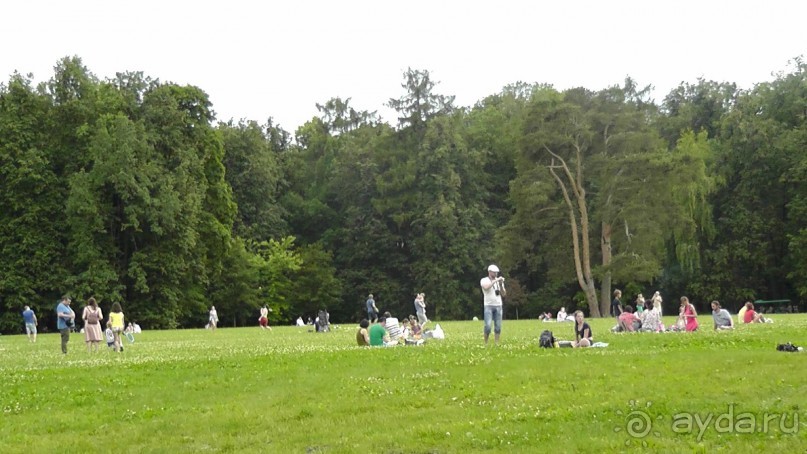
[1,315,806,453]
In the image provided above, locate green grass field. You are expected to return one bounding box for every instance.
[1,315,806,453]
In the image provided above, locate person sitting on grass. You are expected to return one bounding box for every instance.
[677,296,699,332]
[356,319,370,346]
[573,310,593,348]
[742,302,766,323]
[316,309,330,332]
[408,315,422,338]
[400,318,412,339]
[539,311,553,322]
[617,305,641,332]
[383,311,402,343]
[639,300,663,332]
[369,316,396,347]
[711,301,734,330]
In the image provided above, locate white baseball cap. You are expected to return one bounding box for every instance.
[488,264,500,272]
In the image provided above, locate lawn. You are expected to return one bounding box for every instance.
[1,315,806,453]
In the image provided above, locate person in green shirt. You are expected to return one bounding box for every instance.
[369,316,391,347]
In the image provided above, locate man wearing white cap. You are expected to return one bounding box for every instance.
[480,264,506,345]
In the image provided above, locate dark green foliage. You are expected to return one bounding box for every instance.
[220,120,288,241]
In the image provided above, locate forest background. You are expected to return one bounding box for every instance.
[1,56,806,332]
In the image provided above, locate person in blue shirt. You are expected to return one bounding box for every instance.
[22,306,38,343]
[55,296,75,354]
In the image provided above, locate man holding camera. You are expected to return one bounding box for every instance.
[55,296,75,354]
[480,264,506,345]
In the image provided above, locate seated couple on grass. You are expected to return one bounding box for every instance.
[738,302,773,324]
[666,297,699,332]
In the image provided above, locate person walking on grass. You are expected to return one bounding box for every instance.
[481,264,506,345]
[208,305,219,331]
[366,294,379,323]
[82,297,104,353]
[55,296,75,354]
[108,302,125,352]
[259,305,272,331]
[22,305,38,343]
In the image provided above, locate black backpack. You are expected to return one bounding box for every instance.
[539,330,555,348]
[777,342,800,352]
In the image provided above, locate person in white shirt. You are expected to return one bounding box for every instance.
[480,264,506,345]
[208,306,218,331]
[557,307,569,322]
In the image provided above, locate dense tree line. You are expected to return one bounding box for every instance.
[1,57,805,332]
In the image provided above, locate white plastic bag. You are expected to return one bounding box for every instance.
[432,323,445,339]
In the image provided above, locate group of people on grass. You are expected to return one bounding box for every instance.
[357,292,433,346]
[356,310,437,347]
[207,304,335,333]
[476,266,779,349]
[364,292,429,326]
[43,295,128,354]
[609,289,773,334]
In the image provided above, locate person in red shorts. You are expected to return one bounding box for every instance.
[259,305,272,330]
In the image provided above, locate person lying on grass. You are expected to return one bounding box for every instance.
[711,301,734,330]
[573,310,593,348]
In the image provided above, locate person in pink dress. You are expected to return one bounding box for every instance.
[82,297,104,352]
[678,296,699,332]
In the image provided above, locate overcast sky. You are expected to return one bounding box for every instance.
[2,0,805,131]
